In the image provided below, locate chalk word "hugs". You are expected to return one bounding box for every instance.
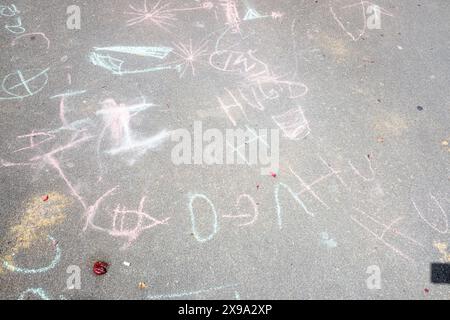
[171,122,279,175]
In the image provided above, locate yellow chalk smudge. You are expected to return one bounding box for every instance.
[433,242,450,263]
[0,192,71,274]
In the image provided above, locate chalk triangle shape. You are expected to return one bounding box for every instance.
[244,9,263,21]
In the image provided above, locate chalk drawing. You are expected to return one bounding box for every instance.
[125,0,177,32]
[93,46,173,58]
[188,193,218,242]
[18,288,50,300]
[274,182,315,230]
[147,284,237,299]
[0,4,20,17]
[272,107,311,141]
[0,68,49,101]
[218,88,249,126]
[433,242,450,262]
[3,235,61,274]
[89,47,178,75]
[222,194,259,226]
[348,155,375,182]
[289,166,330,209]
[209,50,270,78]
[351,208,424,262]
[0,193,70,274]
[318,156,349,189]
[96,98,170,160]
[320,232,337,249]
[49,90,87,99]
[109,196,171,249]
[171,39,210,77]
[12,32,50,49]
[83,188,170,249]
[5,16,25,34]
[412,193,448,234]
[330,1,393,42]
[243,8,263,21]
[218,0,241,33]
[13,131,56,153]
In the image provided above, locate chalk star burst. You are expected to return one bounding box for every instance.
[170,39,210,78]
[125,0,177,32]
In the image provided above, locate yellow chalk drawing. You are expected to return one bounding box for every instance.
[0,192,71,273]
[433,242,450,262]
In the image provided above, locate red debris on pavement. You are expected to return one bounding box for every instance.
[42,195,49,202]
[93,261,109,276]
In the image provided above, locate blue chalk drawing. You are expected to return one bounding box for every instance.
[0,4,20,17]
[243,8,264,20]
[3,235,61,274]
[320,232,337,249]
[50,90,87,99]
[89,46,181,75]
[5,16,25,34]
[274,183,315,230]
[49,118,94,134]
[93,46,173,58]
[0,68,50,101]
[18,288,50,300]
[188,193,218,242]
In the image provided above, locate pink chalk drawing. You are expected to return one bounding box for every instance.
[218,0,241,33]
[222,194,259,226]
[280,156,348,214]
[96,98,170,162]
[271,107,310,141]
[209,50,269,78]
[84,190,170,249]
[412,193,448,234]
[125,0,176,32]
[351,208,425,262]
[218,88,249,126]
[329,0,394,42]
[13,131,56,153]
[170,38,210,78]
[348,155,375,182]
[2,128,93,210]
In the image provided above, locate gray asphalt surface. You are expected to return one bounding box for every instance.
[0,0,449,300]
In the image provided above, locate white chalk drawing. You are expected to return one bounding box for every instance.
[272,107,311,141]
[412,193,448,234]
[329,1,393,41]
[18,288,50,300]
[222,194,259,226]
[147,284,237,299]
[351,208,425,262]
[274,182,315,230]
[96,98,170,162]
[188,193,219,242]
[348,155,375,182]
